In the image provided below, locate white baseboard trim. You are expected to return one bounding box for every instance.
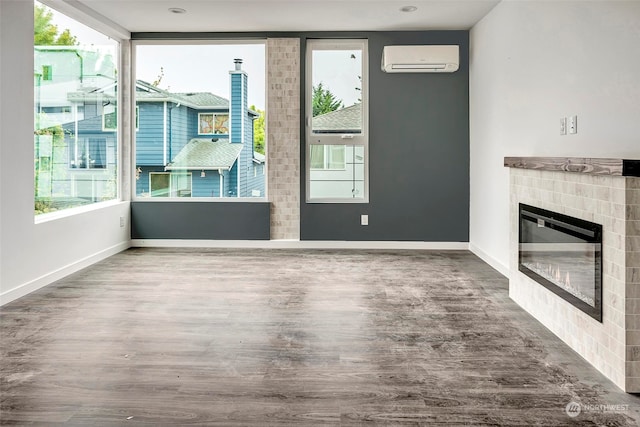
[131,239,470,251]
[0,241,131,306]
[469,242,510,278]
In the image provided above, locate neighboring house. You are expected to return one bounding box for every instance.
[34,46,118,205]
[309,103,365,199]
[134,59,264,198]
[34,49,264,203]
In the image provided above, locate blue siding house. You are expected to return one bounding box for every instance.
[135,58,264,198]
[37,49,264,201]
[35,46,119,205]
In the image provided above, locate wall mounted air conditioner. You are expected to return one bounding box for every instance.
[381,45,459,73]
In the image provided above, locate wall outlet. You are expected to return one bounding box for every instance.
[560,117,567,135]
[568,115,577,134]
[119,216,125,228]
[361,214,368,226]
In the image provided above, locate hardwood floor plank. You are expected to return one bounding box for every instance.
[2,248,639,425]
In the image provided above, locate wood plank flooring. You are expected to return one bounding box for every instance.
[2,248,640,425]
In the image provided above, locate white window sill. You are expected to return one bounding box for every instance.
[35,199,127,224]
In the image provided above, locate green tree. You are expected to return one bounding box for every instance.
[312,83,343,117]
[34,4,77,46]
[251,105,265,155]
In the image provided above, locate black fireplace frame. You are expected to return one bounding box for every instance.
[518,203,603,322]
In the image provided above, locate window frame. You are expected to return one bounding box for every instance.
[131,39,268,202]
[305,39,369,203]
[198,112,230,135]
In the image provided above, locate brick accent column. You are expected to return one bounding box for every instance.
[266,38,300,240]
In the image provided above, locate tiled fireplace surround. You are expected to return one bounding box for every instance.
[505,157,640,392]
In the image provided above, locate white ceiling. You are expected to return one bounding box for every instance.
[74,0,501,33]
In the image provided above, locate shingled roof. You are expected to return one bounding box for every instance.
[135,81,229,109]
[312,103,361,133]
[165,138,243,171]
[173,92,229,108]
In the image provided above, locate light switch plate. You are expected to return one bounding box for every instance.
[361,215,368,226]
[560,117,567,135]
[568,115,577,134]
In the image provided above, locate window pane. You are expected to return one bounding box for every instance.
[328,145,346,170]
[135,43,265,199]
[34,1,118,215]
[171,172,192,197]
[88,138,107,169]
[311,49,362,134]
[306,39,367,202]
[310,145,325,169]
[309,145,365,199]
[150,173,170,197]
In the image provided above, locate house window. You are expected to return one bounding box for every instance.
[134,42,266,199]
[310,145,346,170]
[69,138,107,169]
[34,1,119,215]
[198,113,229,135]
[149,172,192,197]
[103,104,117,131]
[42,65,52,81]
[306,39,368,202]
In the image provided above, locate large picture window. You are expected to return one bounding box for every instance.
[134,42,266,199]
[306,39,368,202]
[34,1,119,215]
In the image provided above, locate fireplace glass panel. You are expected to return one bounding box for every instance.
[519,204,602,322]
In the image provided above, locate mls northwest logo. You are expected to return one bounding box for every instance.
[565,401,581,418]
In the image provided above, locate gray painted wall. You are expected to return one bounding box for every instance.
[300,31,470,241]
[130,31,469,242]
[131,202,270,240]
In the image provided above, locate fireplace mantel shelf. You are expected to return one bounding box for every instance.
[504,157,640,177]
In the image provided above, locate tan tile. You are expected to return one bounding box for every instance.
[627,251,640,269]
[626,345,640,361]
[626,315,640,330]
[627,269,640,285]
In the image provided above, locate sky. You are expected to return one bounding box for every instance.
[136,44,266,110]
[43,1,362,112]
[43,1,266,110]
[312,50,362,108]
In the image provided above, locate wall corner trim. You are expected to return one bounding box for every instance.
[0,241,131,306]
[131,239,469,250]
[469,242,510,278]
